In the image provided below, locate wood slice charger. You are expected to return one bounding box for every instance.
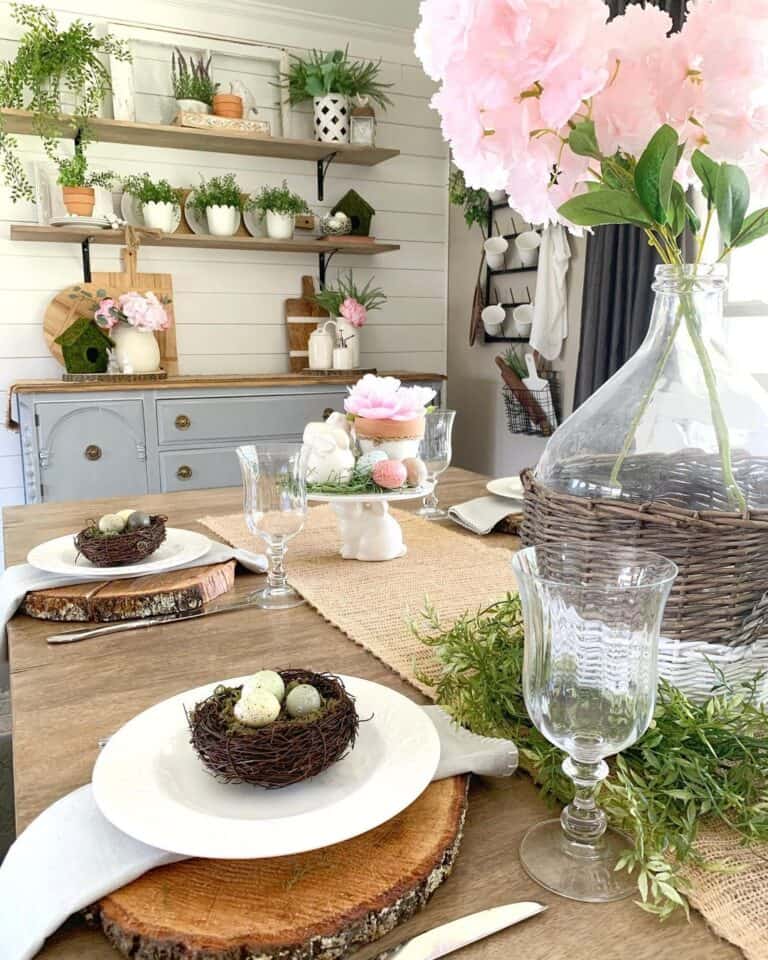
[97,775,468,960]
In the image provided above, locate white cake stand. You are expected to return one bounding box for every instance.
[308,483,434,561]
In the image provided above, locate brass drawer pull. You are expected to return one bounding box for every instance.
[84,444,102,462]
[175,414,191,431]
[176,465,193,481]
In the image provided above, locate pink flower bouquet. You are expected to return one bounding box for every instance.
[346,375,436,459]
[94,291,171,333]
[339,297,367,329]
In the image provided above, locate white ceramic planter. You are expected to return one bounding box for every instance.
[142,201,176,233]
[481,304,506,337]
[484,236,508,270]
[205,204,241,236]
[265,210,294,240]
[516,230,541,267]
[176,98,210,114]
[111,324,161,374]
[313,94,350,143]
[334,316,360,367]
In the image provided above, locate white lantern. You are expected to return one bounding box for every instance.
[350,98,376,146]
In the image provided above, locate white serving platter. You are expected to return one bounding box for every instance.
[93,673,440,858]
[27,527,212,579]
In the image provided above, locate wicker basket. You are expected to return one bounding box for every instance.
[521,468,768,648]
[74,516,167,567]
[188,670,359,788]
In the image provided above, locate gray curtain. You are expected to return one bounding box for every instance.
[573,0,686,407]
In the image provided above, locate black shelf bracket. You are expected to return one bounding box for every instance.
[318,249,338,288]
[81,237,92,283]
[316,152,337,202]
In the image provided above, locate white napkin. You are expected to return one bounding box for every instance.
[0,540,267,661]
[0,705,516,960]
[448,495,522,535]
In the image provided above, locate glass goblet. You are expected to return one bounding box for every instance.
[236,443,307,610]
[511,542,677,902]
[416,409,456,520]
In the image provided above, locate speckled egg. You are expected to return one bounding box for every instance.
[372,458,408,490]
[116,508,137,522]
[234,688,281,727]
[355,449,388,477]
[98,513,125,535]
[242,669,285,703]
[402,457,429,487]
[125,511,152,531]
[285,683,322,718]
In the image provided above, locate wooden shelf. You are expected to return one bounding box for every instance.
[0,109,399,166]
[10,224,399,255]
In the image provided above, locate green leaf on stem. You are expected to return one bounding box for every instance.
[715,163,750,246]
[732,207,768,247]
[634,124,679,224]
[685,201,701,235]
[669,182,687,237]
[558,189,654,227]
[568,119,601,159]
[691,149,719,208]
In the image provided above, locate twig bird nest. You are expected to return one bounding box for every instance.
[188,670,359,788]
[74,516,167,567]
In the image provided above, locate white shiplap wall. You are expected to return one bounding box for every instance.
[0,0,448,509]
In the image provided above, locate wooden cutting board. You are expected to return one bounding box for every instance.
[44,246,179,375]
[21,561,235,622]
[286,275,328,373]
[97,775,468,960]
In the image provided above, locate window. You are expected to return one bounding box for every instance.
[725,237,768,388]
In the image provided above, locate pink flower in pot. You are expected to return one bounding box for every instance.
[339,297,367,328]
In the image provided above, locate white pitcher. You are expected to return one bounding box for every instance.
[308,320,337,370]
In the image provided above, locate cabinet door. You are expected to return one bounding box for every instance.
[36,400,148,503]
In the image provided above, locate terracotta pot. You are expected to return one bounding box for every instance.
[354,415,425,461]
[62,186,95,217]
[212,94,244,119]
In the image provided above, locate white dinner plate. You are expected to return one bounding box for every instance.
[486,476,525,500]
[27,527,212,579]
[49,215,112,229]
[120,193,182,232]
[183,193,209,235]
[93,673,441,858]
[243,206,265,238]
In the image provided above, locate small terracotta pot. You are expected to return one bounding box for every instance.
[62,186,95,217]
[354,416,425,441]
[212,94,244,119]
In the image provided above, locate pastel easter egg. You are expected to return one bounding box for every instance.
[372,458,408,490]
[125,511,152,531]
[403,457,429,487]
[234,688,281,727]
[116,508,137,522]
[355,449,388,477]
[242,669,285,703]
[285,683,322,718]
[98,513,125,534]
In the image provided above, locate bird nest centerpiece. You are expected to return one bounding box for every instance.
[74,511,167,567]
[188,669,359,788]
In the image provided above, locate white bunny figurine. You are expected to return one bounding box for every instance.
[302,420,355,484]
[353,502,406,561]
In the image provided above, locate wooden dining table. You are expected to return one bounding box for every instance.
[3,467,739,960]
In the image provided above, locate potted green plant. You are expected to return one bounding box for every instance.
[122,173,182,233]
[189,173,244,236]
[250,180,310,240]
[172,49,218,115]
[56,150,115,217]
[0,3,130,202]
[449,168,489,232]
[281,47,393,144]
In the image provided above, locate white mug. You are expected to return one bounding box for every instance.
[481,304,506,337]
[515,230,541,267]
[512,303,534,338]
[484,236,508,270]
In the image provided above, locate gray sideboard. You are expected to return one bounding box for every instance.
[11,374,445,504]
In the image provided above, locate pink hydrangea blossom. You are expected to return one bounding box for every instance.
[344,374,436,421]
[94,297,119,330]
[339,297,367,328]
[117,291,170,332]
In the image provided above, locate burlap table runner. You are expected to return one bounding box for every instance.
[200,506,768,959]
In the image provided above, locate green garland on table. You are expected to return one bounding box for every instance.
[411,595,768,920]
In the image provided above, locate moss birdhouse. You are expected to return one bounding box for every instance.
[55,318,114,374]
[331,189,375,236]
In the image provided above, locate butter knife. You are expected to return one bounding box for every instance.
[376,902,546,960]
[46,594,261,644]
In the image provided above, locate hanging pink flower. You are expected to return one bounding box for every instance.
[339,297,367,328]
[344,374,436,421]
[117,291,170,332]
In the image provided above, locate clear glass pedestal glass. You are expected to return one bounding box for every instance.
[511,543,677,902]
[536,264,768,512]
[416,409,456,520]
[237,444,307,609]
